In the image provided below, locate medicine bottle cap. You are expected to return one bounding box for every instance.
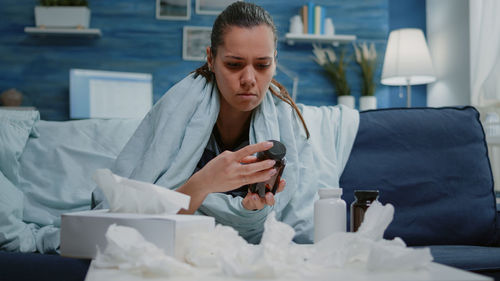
[318,188,342,198]
[354,190,379,201]
[260,140,286,160]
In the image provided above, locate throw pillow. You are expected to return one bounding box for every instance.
[0,110,39,185]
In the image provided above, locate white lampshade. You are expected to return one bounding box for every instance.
[381,28,436,86]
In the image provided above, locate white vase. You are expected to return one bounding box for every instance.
[35,6,91,28]
[337,95,355,109]
[359,96,377,111]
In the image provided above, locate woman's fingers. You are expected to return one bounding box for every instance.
[242,190,279,210]
[276,179,286,193]
[252,194,266,209]
[240,159,276,175]
[242,192,264,210]
[238,168,275,186]
[200,142,280,194]
[265,192,275,205]
[234,141,273,160]
[239,155,258,164]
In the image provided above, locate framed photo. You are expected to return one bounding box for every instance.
[156,0,190,20]
[195,0,240,15]
[183,26,212,61]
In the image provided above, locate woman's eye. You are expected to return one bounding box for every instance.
[257,64,271,69]
[225,62,270,70]
[226,62,241,68]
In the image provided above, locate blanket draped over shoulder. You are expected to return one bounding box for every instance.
[107,74,359,243]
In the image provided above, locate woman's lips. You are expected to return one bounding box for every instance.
[237,93,257,100]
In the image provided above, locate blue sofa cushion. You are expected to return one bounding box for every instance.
[340,107,497,246]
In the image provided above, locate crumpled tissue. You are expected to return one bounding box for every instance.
[309,201,433,271]
[93,201,434,279]
[94,224,195,277]
[92,169,190,214]
[184,212,304,279]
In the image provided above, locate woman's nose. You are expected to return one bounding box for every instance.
[240,66,256,88]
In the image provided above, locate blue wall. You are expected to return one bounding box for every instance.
[0,0,425,120]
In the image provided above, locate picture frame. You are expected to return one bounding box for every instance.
[156,0,190,20]
[182,26,212,61]
[195,0,240,15]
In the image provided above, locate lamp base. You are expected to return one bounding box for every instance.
[406,80,412,107]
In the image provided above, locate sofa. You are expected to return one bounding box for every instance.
[0,106,499,281]
[340,106,500,279]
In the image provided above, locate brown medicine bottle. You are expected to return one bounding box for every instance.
[249,140,286,198]
[350,190,379,232]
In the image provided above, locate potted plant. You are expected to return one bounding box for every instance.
[35,0,90,29]
[354,42,378,111]
[312,44,354,108]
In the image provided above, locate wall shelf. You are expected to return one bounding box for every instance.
[24,27,101,37]
[285,33,356,46]
[0,106,37,111]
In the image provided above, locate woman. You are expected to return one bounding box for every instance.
[95,2,359,244]
[177,2,309,213]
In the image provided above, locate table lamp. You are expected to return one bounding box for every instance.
[381,28,436,107]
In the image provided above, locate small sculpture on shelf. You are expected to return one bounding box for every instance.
[0,88,23,107]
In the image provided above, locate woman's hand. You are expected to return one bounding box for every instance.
[242,178,286,210]
[194,141,278,194]
[178,141,286,214]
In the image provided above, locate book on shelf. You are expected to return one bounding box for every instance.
[301,5,308,34]
[307,2,314,34]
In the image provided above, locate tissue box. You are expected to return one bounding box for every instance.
[60,209,215,259]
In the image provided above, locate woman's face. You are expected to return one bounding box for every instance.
[207,24,276,114]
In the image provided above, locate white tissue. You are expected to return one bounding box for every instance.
[357,200,395,240]
[94,224,195,277]
[92,169,190,214]
[94,202,433,279]
[310,201,433,271]
[184,212,309,279]
[184,224,253,268]
[366,238,433,271]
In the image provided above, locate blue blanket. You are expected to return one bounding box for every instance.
[104,74,359,243]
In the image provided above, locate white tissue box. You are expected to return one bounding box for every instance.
[60,209,215,259]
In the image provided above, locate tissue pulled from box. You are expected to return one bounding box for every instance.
[94,202,433,279]
[92,169,190,214]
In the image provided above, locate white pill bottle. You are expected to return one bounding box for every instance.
[314,188,346,243]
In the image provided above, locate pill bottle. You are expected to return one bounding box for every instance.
[350,190,379,232]
[249,140,286,198]
[314,188,346,243]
